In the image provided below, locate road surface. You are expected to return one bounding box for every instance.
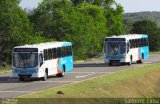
[0,54,159,98]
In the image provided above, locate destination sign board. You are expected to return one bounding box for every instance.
[14,48,38,52]
[105,38,125,41]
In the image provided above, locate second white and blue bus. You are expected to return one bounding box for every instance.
[12,42,73,81]
[104,34,149,65]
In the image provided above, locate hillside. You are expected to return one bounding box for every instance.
[124,11,160,26]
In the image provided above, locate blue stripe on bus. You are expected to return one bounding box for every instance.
[58,42,73,72]
[61,42,72,47]
[141,34,148,38]
[139,47,149,60]
[58,56,73,72]
[139,35,149,60]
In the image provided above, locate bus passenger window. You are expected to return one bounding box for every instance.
[39,53,43,66]
[127,43,129,53]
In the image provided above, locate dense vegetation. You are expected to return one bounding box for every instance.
[0,0,53,63]
[124,12,160,51]
[0,0,124,63]
[124,12,160,27]
[1,1,160,64]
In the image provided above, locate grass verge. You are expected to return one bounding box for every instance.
[150,51,160,54]
[18,64,160,103]
[0,65,11,73]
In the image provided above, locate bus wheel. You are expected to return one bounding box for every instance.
[128,55,132,66]
[127,62,131,66]
[19,77,24,81]
[137,60,142,64]
[57,67,65,77]
[127,60,131,66]
[108,62,112,66]
[137,53,144,64]
[42,70,48,81]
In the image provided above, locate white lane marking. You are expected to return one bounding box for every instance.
[0,91,34,93]
[76,73,95,78]
[0,74,11,77]
[144,62,153,64]
[69,72,112,74]
[41,81,78,83]
[7,79,17,81]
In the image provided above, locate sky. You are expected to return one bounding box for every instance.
[20,0,160,13]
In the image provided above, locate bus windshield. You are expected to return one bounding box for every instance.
[105,41,126,55]
[13,53,38,68]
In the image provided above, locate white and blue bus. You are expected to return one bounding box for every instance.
[104,34,149,65]
[12,42,73,81]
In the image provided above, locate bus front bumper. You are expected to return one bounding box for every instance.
[12,71,44,78]
[104,58,126,63]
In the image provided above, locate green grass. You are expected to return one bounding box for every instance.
[0,65,11,73]
[18,64,160,104]
[150,51,160,54]
[75,57,103,63]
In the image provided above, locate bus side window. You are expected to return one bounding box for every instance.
[44,49,47,60]
[70,46,73,56]
[39,53,43,66]
[66,46,69,56]
[146,38,149,46]
[62,47,66,57]
[142,38,145,46]
[133,39,136,48]
[144,38,148,46]
[52,48,57,59]
[127,43,129,53]
[129,40,132,48]
[67,46,72,56]
[48,49,52,60]
[138,39,140,47]
[135,39,138,48]
[57,47,61,58]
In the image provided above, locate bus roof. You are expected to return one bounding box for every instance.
[14,42,72,51]
[105,34,148,40]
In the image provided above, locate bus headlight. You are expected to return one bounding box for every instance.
[34,69,38,73]
[122,54,125,58]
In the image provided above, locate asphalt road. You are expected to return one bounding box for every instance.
[0,54,159,98]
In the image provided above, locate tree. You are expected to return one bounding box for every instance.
[30,0,107,59]
[72,2,107,58]
[0,0,30,62]
[131,20,160,51]
[104,2,124,36]
[30,0,124,59]
[71,0,94,6]
[30,0,74,41]
[123,19,133,34]
[71,0,114,6]
[71,0,124,36]
[0,0,49,63]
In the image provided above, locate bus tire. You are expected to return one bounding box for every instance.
[127,62,131,66]
[128,55,132,66]
[137,60,142,64]
[57,66,65,77]
[42,70,48,81]
[108,62,112,66]
[137,53,144,64]
[19,77,24,81]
